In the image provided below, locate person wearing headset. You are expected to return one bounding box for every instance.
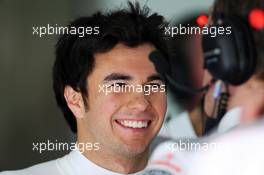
[144,0,264,174]
[202,0,264,134]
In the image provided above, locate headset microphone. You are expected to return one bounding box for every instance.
[201,12,260,133]
[149,50,211,94]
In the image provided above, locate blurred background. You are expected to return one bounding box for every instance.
[0,0,213,170]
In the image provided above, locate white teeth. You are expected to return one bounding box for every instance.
[119,120,148,128]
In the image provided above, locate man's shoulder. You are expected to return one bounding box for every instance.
[0,159,61,175]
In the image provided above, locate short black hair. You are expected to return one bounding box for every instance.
[53,2,168,133]
[212,0,264,80]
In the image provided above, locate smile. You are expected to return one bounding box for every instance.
[115,119,150,129]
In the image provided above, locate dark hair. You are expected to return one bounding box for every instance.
[212,0,264,79]
[53,2,168,133]
[167,14,205,111]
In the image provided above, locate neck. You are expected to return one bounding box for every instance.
[76,128,148,174]
[189,107,203,136]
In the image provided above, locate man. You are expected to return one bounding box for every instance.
[144,0,264,174]
[1,2,168,175]
[202,0,264,133]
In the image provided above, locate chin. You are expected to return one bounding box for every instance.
[122,142,149,157]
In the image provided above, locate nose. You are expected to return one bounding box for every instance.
[127,92,150,112]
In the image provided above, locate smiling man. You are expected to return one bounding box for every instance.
[72,43,167,173]
[0,2,168,175]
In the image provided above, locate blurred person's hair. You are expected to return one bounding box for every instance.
[212,0,264,80]
[53,2,168,133]
[167,14,204,111]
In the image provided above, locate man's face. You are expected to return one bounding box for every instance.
[81,43,167,157]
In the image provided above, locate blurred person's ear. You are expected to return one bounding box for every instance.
[64,86,86,119]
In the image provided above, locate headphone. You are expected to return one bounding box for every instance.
[202,14,257,85]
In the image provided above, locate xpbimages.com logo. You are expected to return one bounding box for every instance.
[98,83,166,95]
[32,24,100,37]
[164,24,232,37]
[32,140,100,154]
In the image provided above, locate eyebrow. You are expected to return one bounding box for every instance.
[103,73,132,82]
[102,73,164,83]
[147,74,164,82]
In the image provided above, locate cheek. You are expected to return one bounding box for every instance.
[149,93,167,118]
[228,86,246,109]
[204,86,215,116]
[203,70,212,86]
[91,93,125,117]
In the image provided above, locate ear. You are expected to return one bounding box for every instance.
[64,86,86,119]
